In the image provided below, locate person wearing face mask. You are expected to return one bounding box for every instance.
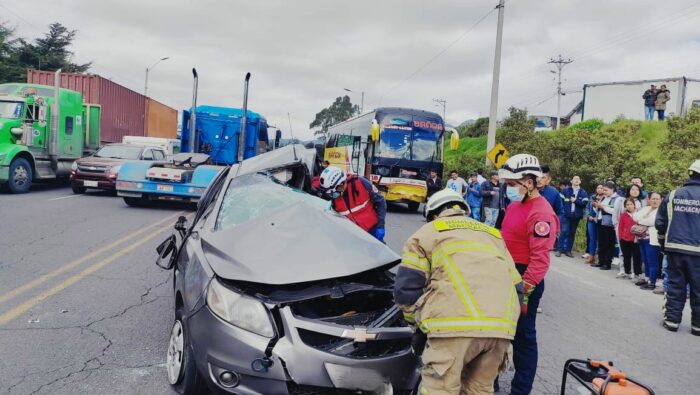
[319,166,387,241]
[496,154,559,395]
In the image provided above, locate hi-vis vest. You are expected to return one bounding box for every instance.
[401,210,522,339]
[332,176,378,232]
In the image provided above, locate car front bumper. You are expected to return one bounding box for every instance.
[71,173,117,190]
[187,305,419,394]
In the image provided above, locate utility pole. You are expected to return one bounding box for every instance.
[433,98,446,121]
[343,88,364,114]
[486,0,505,165]
[548,54,573,130]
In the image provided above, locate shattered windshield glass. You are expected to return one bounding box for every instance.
[216,174,329,230]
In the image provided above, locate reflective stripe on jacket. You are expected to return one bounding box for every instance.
[394,209,523,340]
[331,176,379,232]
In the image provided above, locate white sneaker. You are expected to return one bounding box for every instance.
[628,273,635,279]
[582,253,590,259]
[612,257,620,267]
[616,272,628,279]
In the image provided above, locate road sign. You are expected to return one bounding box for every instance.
[487,143,510,168]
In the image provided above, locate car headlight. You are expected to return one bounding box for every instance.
[110,165,121,174]
[206,278,274,338]
[71,161,78,171]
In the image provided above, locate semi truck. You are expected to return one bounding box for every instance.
[0,70,100,193]
[116,70,269,206]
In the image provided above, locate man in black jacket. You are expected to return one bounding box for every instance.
[643,84,658,121]
[480,171,501,227]
[656,159,700,335]
[426,169,442,198]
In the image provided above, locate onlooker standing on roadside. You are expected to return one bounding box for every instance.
[630,176,649,201]
[426,169,442,199]
[618,198,642,279]
[593,182,619,270]
[584,184,605,264]
[633,192,662,290]
[557,176,588,258]
[642,84,658,120]
[476,168,487,185]
[655,85,671,121]
[467,173,483,221]
[446,170,468,197]
[480,171,501,227]
[656,160,700,335]
[537,164,564,218]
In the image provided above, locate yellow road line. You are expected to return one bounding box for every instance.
[0,211,183,306]
[0,219,177,326]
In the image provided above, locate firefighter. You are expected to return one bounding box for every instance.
[498,153,559,395]
[656,159,700,335]
[319,166,387,241]
[394,188,523,395]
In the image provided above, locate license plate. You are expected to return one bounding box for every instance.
[84,180,98,187]
[157,184,174,192]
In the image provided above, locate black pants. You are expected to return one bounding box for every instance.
[597,224,616,268]
[619,239,642,275]
[664,252,700,328]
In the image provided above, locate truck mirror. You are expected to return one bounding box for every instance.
[155,234,178,270]
[370,119,380,142]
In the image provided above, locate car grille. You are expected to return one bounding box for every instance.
[286,382,373,395]
[77,165,109,173]
[297,329,410,359]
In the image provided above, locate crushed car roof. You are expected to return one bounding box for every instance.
[228,144,317,178]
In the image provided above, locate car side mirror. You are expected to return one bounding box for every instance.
[155,234,178,270]
[175,215,188,238]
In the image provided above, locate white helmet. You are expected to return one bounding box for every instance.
[498,153,543,180]
[319,166,346,194]
[688,159,700,175]
[425,189,468,220]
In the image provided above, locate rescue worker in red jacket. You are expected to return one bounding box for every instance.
[497,154,559,395]
[319,166,387,241]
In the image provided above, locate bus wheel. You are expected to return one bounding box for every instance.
[407,202,420,212]
[7,158,33,194]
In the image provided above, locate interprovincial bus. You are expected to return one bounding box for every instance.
[324,107,458,211]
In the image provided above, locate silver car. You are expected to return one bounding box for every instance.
[156,145,419,394]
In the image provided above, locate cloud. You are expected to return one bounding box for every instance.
[6,0,700,138]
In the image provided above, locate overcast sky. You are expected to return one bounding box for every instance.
[4,0,700,138]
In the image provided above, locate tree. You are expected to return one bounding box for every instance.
[458,117,489,137]
[0,21,90,84]
[309,95,359,137]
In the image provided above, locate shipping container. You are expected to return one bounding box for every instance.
[145,98,177,139]
[27,70,173,144]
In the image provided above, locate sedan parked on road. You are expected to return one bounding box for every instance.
[155,145,419,394]
[70,143,167,194]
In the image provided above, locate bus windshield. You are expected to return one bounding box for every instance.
[0,101,24,119]
[377,113,442,161]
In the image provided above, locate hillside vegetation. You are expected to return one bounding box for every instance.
[445,108,699,193]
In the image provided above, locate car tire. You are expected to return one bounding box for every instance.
[7,158,33,194]
[167,308,208,395]
[407,202,420,212]
[72,185,87,194]
[123,197,146,207]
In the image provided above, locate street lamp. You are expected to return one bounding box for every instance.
[144,57,170,97]
[343,88,364,114]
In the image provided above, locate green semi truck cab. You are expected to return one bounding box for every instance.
[0,80,101,193]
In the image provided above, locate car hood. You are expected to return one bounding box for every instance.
[77,156,126,166]
[201,199,400,285]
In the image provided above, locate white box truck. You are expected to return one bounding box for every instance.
[578,76,700,123]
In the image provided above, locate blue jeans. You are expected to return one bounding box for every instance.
[484,207,498,227]
[657,109,665,120]
[639,239,660,284]
[645,105,655,120]
[470,206,481,221]
[586,220,598,255]
[511,264,545,395]
[558,216,580,253]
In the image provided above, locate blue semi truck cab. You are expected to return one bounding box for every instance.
[116,105,269,206]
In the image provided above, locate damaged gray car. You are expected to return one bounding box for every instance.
[155,145,419,394]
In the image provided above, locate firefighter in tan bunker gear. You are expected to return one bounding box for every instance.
[394,189,523,395]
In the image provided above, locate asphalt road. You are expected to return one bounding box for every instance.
[1,185,698,394]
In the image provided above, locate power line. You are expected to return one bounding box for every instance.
[374,4,498,106]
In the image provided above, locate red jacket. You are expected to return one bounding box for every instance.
[618,211,636,242]
[501,195,559,287]
[332,176,379,232]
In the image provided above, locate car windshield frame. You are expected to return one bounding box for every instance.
[0,100,24,119]
[215,173,329,231]
[94,145,143,160]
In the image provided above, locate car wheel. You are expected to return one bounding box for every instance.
[407,202,420,212]
[123,197,147,207]
[7,158,33,194]
[167,309,208,394]
[72,185,87,194]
